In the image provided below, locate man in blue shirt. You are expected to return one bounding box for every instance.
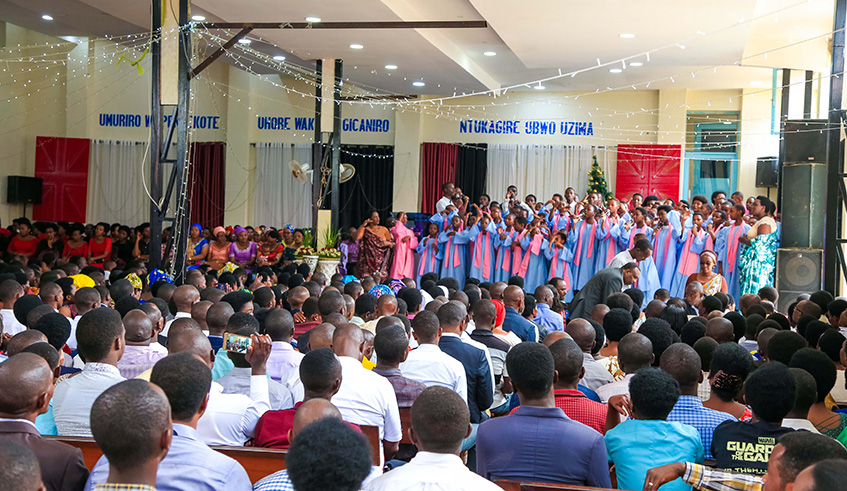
[84,353,252,491]
[533,285,565,333]
[476,342,611,487]
[502,285,538,342]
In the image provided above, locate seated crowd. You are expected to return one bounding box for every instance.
[1,220,847,491]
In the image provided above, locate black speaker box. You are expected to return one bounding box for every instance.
[780,162,826,249]
[784,119,827,163]
[756,157,778,188]
[775,248,822,313]
[6,176,42,204]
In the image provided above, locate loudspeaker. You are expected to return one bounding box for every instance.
[756,157,778,188]
[775,248,822,313]
[6,176,42,204]
[784,119,827,163]
[781,162,826,249]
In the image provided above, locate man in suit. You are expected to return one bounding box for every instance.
[502,285,538,342]
[0,353,89,491]
[569,263,640,320]
[437,301,493,469]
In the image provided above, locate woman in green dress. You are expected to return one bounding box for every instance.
[738,196,779,295]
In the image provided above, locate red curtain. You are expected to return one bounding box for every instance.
[33,136,90,222]
[616,144,682,202]
[421,142,459,214]
[188,142,226,228]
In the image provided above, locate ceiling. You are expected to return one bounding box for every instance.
[0,0,836,95]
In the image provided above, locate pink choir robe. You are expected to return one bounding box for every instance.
[390,223,418,280]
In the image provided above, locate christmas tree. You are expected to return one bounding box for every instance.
[587,155,612,199]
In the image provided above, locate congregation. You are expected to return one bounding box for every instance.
[0,183,846,491]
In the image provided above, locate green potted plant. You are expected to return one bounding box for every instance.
[317,227,342,276]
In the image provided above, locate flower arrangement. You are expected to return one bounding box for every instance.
[301,229,314,249]
[295,245,317,257]
[321,226,341,249]
[318,246,342,259]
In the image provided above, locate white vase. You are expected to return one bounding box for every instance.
[317,259,340,277]
[303,255,319,273]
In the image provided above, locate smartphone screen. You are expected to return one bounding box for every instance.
[224,333,252,354]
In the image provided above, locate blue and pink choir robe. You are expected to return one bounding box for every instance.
[598,216,624,267]
[652,224,682,291]
[705,224,723,251]
[548,211,573,234]
[569,220,604,291]
[494,228,515,283]
[634,256,662,308]
[517,233,550,293]
[504,230,529,282]
[439,227,472,290]
[670,227,706,298]
[468,223,498,282]
[618,224,653,252]
[715,222,751,302]
[390,223,418,280]
[430,210,459,232]
[415,236,442,286]
[546,243,574,303]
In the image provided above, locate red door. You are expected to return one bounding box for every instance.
[33,136,90,222]
[616,144,681,201]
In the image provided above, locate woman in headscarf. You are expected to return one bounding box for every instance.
[686,250,727,295]
[186,223,209,269]
[206,226,230,270]
[229,226,257,270]
[355,211,394,279]
[738,196,779,295]
[281,225,298,264]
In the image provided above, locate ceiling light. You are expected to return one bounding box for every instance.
[484,51,496,56]
[349,43,364,49]
[384,64,398,70]
[609,68,623,73]
[273,55,286,61]
[191,15,206,21]
[629,62,643,67]
[237,38,251,45]
[41,14,53,21]
[305,16,321,22]
[533,84,545,90]
[412,81,426,87]
[620,33,635,38]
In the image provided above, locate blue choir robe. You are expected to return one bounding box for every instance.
[546,244,575,303]
[670,227,706,298]
[715,223,751,302]
[468,224,498,282]
[569,220,604,291]
[632,257,661,308]
[503,230,528,282]
[598,216,624,267]
[430,211,458,232]
[439,228,471,289]
[548,212,573,234]
[518,233,550,293]
[494,229,516,283]
[652,224,682,291]
[617,224,653,252]
[415,236,442,286]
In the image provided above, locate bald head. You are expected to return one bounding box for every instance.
[191,300,213,331]
[5,331,47,357]
[706,317,734,344]
[565,318,596,352]
[0,353,53,417]
[618,332,654,373]
[172,285,200,312]
[489,283,506,301]
[645,300,667,318]
[307,323,336,351]
[168,318,202,342]
[165,329,214,366]
[288,286,310,311]
[124,309,154,344]
[332,324,365,360]
[591,304,610,325]
[534,285,553,306]
[291,399,342,438]
[503,285,525,311]
[542,330,571,347]
[206,302,234,337]
[376,295,398,317]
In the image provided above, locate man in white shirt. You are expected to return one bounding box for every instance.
[162,284,199,337]
[366,386,500,491]
[331,324,401,464]
[361,295,399,334]
[435,182,456,214]
[564,319,614,391]
[608,238,654,269]
[66,287,102,351]
[53,308,126,436]
[0,279,26,336]
[400,311,467,402]
[279,323,336,403]
[264,309,304,382]
[596,332,654,403]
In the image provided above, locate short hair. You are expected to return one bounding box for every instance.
[745,362,795,423]
[299,348,342,394]
[606,292,634,313]
[778,432,847,484]
[507,276,524,289]
[411,386,470,453]
[789,368,818,415]
[373,325,409,365]
[723,311,747,342]
[810,290,834,315]
[12,294,42,326]
[109,279,134,302]
[90,380,171,471]
[0,279,23,304]
[318,291,345,317]
[115,296,142,318]
[76,308,124,362]
[660,306,688,335]
[0,439,42,491]
[623,288,645,314]
[701,295,723,314]
[693,337,718,372]
[354,293,377,316]
[150,352,212,421]
[789,348,836,404]
[26,305,54,331]
[829,299,847,319]
[31,313,71,351]
[506,342,554,399]
[714,292,729,310]
[253,287,275,308]
[680,320,706,346]
[548,338,584,382]
[206,302,234,334]
[221,291,254,313]
[21,342,60,369]
[227,312,259,334]
[629,367,680,420]
[637,318,676,366]
[768,331,808,365]
[397,287,423,312]
[287,418,372,491]
[767,312,791,331]
[264,309,295,341]
[806,459,847,489]
[819,329,846,364]
[804,321,831,348]
[411,310,440,342]
[618,333,654,371]
[633,239,653,252]
[660,343,702,388]
[709,342,754,401]
[758,286,778,303]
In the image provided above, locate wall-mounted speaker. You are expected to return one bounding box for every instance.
[6,176,42,204]
[755,157,778,188]
[775,248,822,313]
[784,119,827,163]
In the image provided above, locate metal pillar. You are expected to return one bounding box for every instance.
[149,0,163,269]
[804,70,814,118]
[170,0,191,284]
[331,60,342,232]
[312,61,322,232]
[777,69,791,213]
[824,0,847,293]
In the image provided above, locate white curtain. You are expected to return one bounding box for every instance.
[486,144,616,201]
[86,140,150,224]
[253,142,312,228]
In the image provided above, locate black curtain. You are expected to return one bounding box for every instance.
[338,145,394,231]
[455,143,488,205]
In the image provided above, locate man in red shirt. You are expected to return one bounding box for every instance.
[548,338,620,434]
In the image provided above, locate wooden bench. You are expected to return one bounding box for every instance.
[399,407,413,444]
[45,436,288,484]
[496,481,616,491]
